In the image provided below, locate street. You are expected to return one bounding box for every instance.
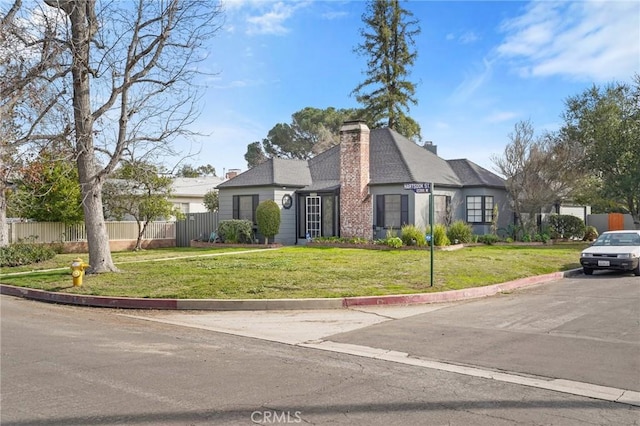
[1,273,639,425]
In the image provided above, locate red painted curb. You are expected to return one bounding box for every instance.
[342,271,567,307]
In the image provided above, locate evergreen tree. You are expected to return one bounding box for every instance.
[244,107,360,168]
[352,0,422,142]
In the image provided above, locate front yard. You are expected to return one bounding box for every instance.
[0,244,587,299]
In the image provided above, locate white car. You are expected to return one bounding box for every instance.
[580,230,640,276]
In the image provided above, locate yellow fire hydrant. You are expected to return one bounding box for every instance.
[70,258,90,287]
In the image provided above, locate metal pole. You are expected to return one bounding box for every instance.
[430,188,434,287]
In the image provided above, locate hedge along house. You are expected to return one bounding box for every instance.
[216,121,511,245]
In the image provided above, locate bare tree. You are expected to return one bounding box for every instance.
[492,120,585,235]
[1,0,70,247]
[3,0,223,270]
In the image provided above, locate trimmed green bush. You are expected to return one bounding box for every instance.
[549,214,586,240]
[217,219,254,244]
[447,220,473,244]
[256,200,281,244]
[401,224,426,246]
[477,234,500,245]
[0,238,58,267]
[533,233,550,243]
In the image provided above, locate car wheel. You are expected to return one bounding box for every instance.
[634,262,640,277]
[583,267,593,276]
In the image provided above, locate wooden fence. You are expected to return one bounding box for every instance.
[7,221,175,244]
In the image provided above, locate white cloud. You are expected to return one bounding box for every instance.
[498,1,640,82]
[449,57,494,103]
[321,10,348,20]
[485,111,519,123]
[446,30,479,44]
[245,2,309,35]
[459,31,479,44]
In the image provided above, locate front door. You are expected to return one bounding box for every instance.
[306,196,321,238]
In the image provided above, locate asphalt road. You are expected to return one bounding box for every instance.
[1,273,639,425]
[330,273,640,392]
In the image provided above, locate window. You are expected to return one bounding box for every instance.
[466,196,494,223]
[376,195,408,228]
[233,195,259,223]
[306,196,321,238]
[174,203,189,214]
[434,195,451,225]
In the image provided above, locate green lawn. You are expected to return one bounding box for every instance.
[0,244,587,299]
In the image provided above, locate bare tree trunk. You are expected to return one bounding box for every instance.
[67,1,116,272]
[135,219,149,251]
[0,183,8,248]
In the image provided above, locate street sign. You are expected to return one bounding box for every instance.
[403,182,432,193]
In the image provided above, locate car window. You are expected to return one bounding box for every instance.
[594,233,640,246]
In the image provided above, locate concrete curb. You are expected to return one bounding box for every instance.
[0,269,583,311]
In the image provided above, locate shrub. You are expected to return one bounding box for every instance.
[428,224,450,246]
[256,200,281,244]
[477,234,500,245]
[533,233,550,243]
[385,237,403,249]
[500,224,524,241]
[548,214,586,240]
[0,238,58,267]
[447,220,473,244]
[217,219,254,244]
[584,226,598,241]
[400,224,425,246]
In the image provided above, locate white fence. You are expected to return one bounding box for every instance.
[7,221,176,244]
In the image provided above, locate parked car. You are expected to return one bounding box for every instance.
[580,230,640,276]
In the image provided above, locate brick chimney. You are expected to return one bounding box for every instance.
[339,121,372,240]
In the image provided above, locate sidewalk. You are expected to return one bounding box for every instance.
[0,269,582,310]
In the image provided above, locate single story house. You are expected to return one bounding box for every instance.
[217,121,512,245]
[170,176,225,214]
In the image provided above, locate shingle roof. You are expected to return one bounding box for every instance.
[217,128,501,190]
[447,159,505,188]
[369,128,461,187]
[217,157,311,189]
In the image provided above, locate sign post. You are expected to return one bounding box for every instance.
[404,182,434,286]
[429,187,434,287]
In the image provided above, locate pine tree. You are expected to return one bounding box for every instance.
[352,0,422,141]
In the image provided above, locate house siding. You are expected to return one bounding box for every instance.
[218,187,297,245]
[458,187,511,235]
[274,189,297,245]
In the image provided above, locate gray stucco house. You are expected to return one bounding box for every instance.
[217,121,511,245]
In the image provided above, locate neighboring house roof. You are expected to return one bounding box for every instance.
[217,128,503,191]
[447,159,506,188]
[171,176,225,197]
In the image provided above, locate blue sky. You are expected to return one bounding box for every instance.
[184,0,639,177]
